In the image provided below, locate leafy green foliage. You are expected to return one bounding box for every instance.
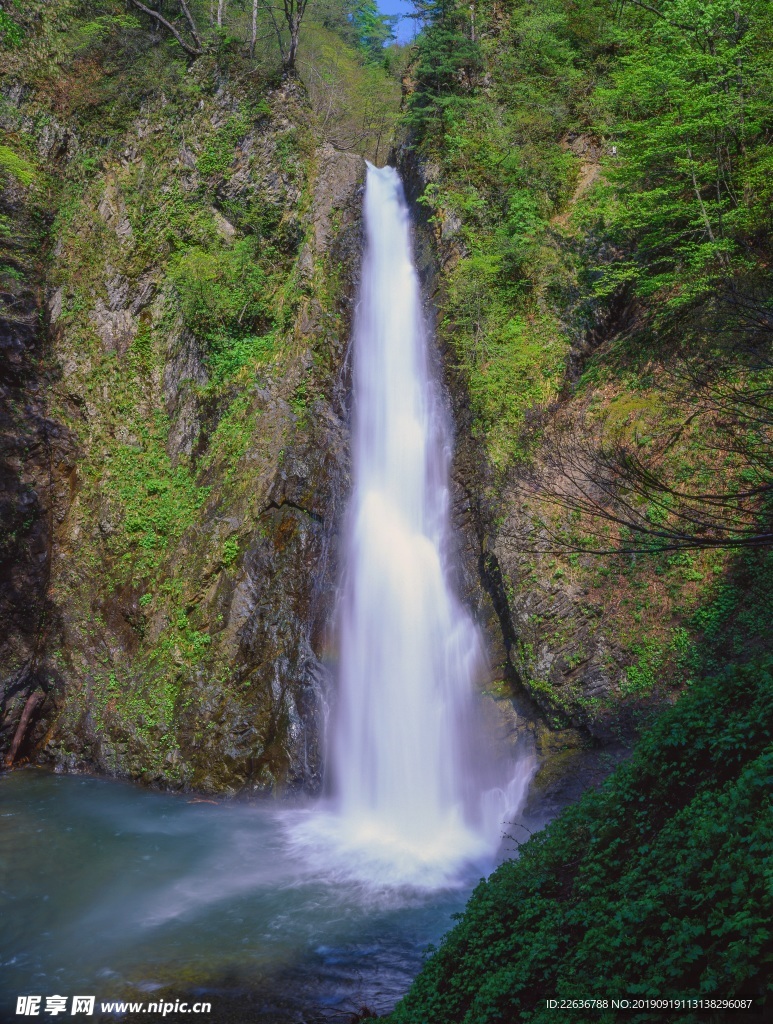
[405,0,482,137]
[221,536,240,567]
[387,5,773,1011]
[403,0,773,468]
[170,236,278,383]
[197,106,269,179]
[388,655,773,1023]
[596,0,773,307]
[313,0,397,62]
[94,365,209,587]
[0,0,23,48]
[402,0,589,466]
[299,21,401,161]
[349,0,396,61]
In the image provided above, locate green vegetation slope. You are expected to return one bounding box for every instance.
[387,653,772,1022]
[398,0,773,738]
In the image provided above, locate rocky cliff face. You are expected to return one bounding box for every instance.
[1,4,629,800]
[398,129,736,794]
[0,152,54,763]
[391,147,621,809]
[395,144,638,783]
[1,28,364,793]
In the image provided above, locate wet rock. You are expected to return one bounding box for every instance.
[394,139,635,793]
[90,299,137,355]
[163,322,208,462]
[97,181,133,241]
[24,103,364,794]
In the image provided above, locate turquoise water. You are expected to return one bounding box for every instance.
[0,770,495,1022]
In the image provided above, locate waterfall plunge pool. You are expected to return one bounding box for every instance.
[1,166,547,1022]
[0,768,532,1022]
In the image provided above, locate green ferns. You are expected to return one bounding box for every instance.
[387,655,773,1023]
[170,237,278,383]
[197,105,269,179]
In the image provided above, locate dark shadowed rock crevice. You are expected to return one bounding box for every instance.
[0,142,57,764]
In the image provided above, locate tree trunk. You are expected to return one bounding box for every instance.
[251,0,258,56]
[217,0,225,28]
[280,0,306,72]
[286,14,300,70]
[5,690,44,766]
[128,0,202,57]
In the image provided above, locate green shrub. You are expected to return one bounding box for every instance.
[170,237,280,383]
[197,105,269,180]
[387,656,773,1024]
[171,238,270,335]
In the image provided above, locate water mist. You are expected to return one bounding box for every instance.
[289,164,534,889]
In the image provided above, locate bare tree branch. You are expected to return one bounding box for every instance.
[519,358,772,553]
[178,0,203,48]
[128,0,202,56]
[263,0,287,62]
[278,0,309,70]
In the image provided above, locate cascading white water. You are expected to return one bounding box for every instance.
[289,164,534,889]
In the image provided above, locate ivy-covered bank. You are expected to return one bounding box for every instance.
[0,0,396,790]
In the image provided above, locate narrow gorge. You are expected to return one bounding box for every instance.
[1,1,771,1022]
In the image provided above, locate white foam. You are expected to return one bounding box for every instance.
[289,164,535,890]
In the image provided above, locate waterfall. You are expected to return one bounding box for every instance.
[289,164,534,889]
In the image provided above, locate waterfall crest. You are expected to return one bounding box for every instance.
[289,164,534,889]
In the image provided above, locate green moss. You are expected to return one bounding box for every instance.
[196,104,269,180]
[0,144,36,187]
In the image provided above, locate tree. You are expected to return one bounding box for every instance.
[528,330,773,555]
[251,0,259,55]
[280,0,310,70]
[260,0,309,71]
[299,25,400,160]
[350,0,397,62]
[405,0,483,138]
[127,0,203,56]
[596,0,773,310]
